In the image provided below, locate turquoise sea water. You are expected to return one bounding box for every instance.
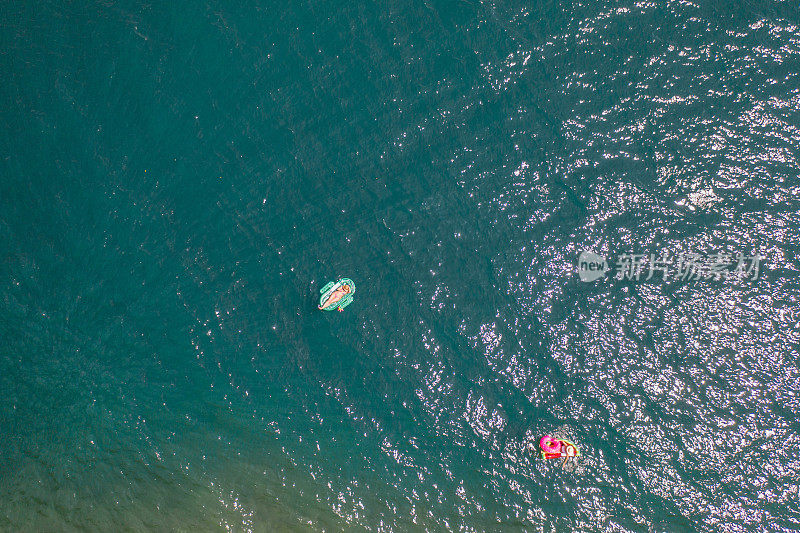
[2,1,800,531]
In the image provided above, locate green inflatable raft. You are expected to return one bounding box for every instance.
[318,278,356,312]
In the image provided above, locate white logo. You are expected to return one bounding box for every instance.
[577,250,762,282]
[578,251,609,282]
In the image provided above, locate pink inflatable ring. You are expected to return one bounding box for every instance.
[539,435,560,454]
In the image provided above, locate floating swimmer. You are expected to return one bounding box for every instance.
[540,435,580,468]
[318,278,355,312]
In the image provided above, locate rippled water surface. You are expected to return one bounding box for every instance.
[2,1,800,531]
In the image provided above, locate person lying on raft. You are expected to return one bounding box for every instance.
[561,443,577,468]
[319,283,351,310]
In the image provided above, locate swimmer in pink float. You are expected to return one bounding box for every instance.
[539,435,579,469]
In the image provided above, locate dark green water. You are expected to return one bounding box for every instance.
[3,1,800,531]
